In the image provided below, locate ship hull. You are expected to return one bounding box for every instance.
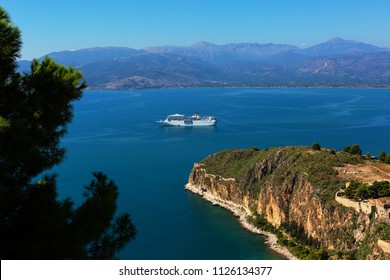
[157,113,217,127]
[158,120,216,126]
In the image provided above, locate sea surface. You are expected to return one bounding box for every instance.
[53,88,390,259]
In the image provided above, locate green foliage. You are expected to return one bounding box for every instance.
[311,142,321,150]
[202,145,364,204]
[1,56,86,187]
[0,8,136,259]
[355,184,370,200]
[344,144,362,156]
[288,243,329,260]
[0,8,21,86]
[247,213,330,260]
[365,152,372,160]
[377,223,390,240]
[371,181,390,197]
[344,181,358,198]
[379,150,390,164]
[1,173,137,259]
[379,150,387,161]
[247,213,278,234]
[356,222,390,260]
[201,148,265,181]
[350,144,362,155]
[0,116,10,132]
[344,180,390,200]
[77,172,137,259]
[277,232,329,260]
[344,146,351,153]
[281,221,321,248]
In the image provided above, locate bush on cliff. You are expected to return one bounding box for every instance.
[345,180,390,200]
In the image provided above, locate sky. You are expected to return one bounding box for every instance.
[2,0,390,60]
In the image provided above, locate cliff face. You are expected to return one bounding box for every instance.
[186,147,390,259]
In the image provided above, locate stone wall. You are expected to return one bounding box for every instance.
[378,240,390,254]
[375,202,390,225]
[335,192,390,225]
[335,193,372,215]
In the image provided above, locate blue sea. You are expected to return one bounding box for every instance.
[53,88,390,260]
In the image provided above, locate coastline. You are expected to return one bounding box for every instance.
[184,183,298,260]
[85,85,390,91]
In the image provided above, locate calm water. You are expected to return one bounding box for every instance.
[53,88,390,259]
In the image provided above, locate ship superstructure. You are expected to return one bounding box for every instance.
[157,113,216,126]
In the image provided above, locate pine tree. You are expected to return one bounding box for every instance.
[379,150,387,162]
[0,7,136,259]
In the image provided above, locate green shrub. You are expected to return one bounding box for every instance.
[311,143,321,151]
[344,144,362,155]
[345,180,390,200]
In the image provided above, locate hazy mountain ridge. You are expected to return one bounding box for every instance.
[145,41,301,63]
[17,38,390,89]
[300,37,387,57]
[78,52,225,89]
[44,47,146,67]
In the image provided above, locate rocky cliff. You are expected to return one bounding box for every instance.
[185,146,390,259]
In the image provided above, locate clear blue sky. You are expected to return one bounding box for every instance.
[2,0,390,60]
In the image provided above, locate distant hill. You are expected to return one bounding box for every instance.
[42,47,146,67]
[16,60,31,73]
[298,52,390,81]
[146,41,300,63]
[300,37,387,57]
[78,52,224,89]
[17,38,390,89]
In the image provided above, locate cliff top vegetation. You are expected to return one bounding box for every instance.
[201,145,389,202]
[199,145,390,259]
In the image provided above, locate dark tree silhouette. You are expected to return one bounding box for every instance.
[0,7,136,259]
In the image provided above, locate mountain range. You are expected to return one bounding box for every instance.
[18,38,390,89]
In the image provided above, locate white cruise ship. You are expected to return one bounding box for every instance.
[157,113,217,126]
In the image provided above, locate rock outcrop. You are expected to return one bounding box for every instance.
[185,146,390,259]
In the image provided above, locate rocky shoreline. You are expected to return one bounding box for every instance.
[184,183,297,260]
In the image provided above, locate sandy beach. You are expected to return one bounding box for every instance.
[185,183,298,260]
